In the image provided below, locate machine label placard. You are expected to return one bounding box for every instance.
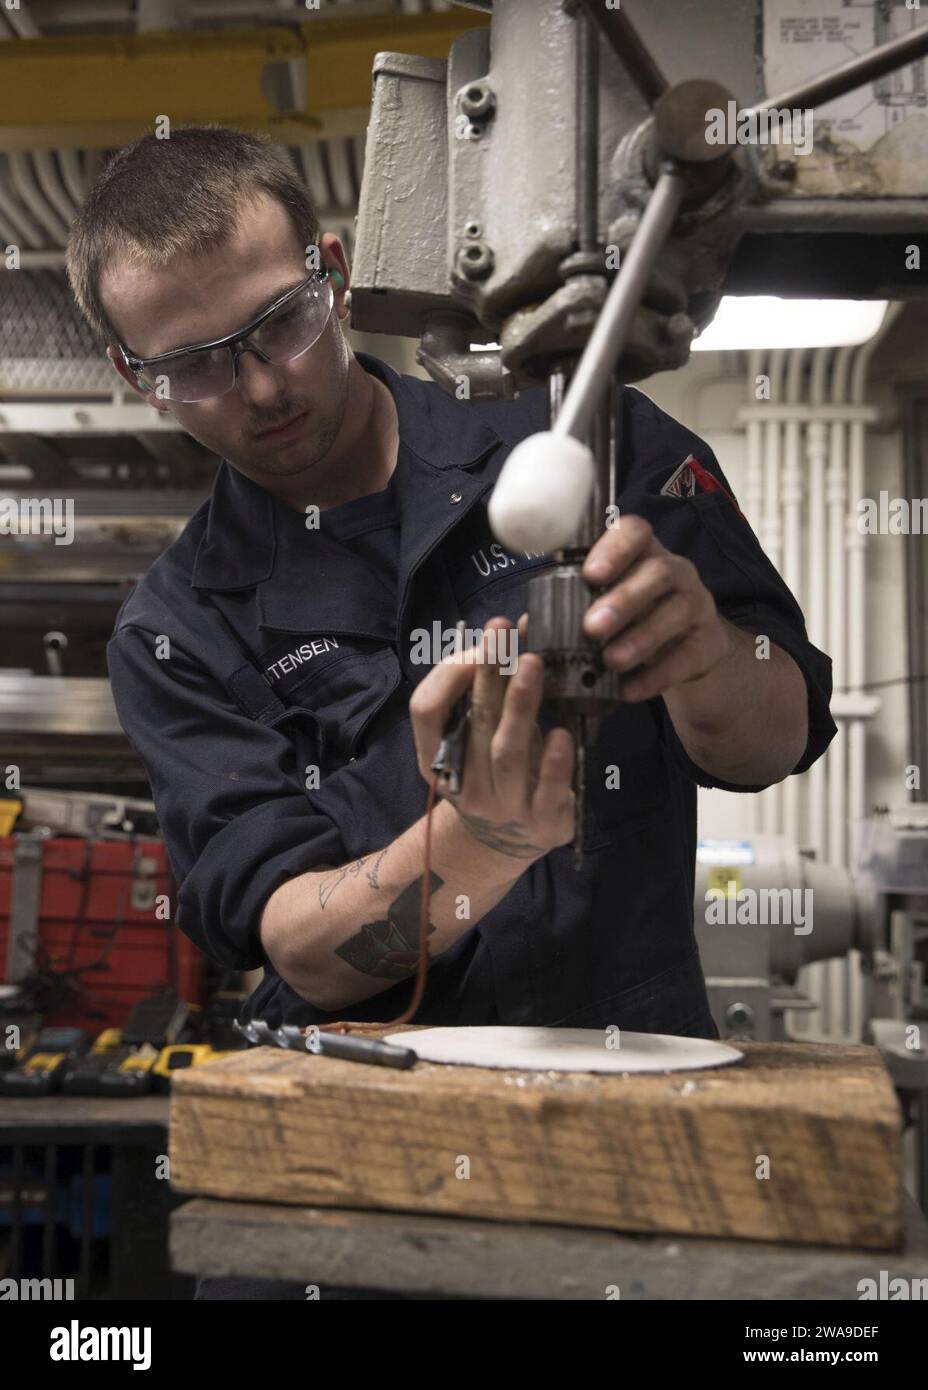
[697,839,756,867]
[763,0,928,193]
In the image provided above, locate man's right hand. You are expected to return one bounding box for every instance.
[409,616,576,860]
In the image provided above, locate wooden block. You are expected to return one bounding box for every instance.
[168,1035,904,1249]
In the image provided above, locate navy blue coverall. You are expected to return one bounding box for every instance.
[107,351,837,1041]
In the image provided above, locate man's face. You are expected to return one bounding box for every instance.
[100,192,351,487]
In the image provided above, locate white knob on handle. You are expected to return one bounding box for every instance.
[487,430,594,553]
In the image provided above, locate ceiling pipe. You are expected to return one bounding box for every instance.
[0,209,25,248]
[59,149,88,207]
[1,6,40,38]
[326,137,357,210]
[9,151,71,245]
[299,143,333,211]
[34,150,79,228]
[0,161,49,246]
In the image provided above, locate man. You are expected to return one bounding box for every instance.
[67,125,835,1051]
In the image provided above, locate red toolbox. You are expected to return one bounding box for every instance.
[0,837,206,1030]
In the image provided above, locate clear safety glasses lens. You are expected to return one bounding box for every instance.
[137,276,334,403]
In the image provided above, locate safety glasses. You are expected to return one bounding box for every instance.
[120,268,334,404]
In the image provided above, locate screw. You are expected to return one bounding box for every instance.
[459,81,495,121]
[455,239,494,281]
[725,1001,754,1031]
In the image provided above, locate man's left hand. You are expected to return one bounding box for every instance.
[580,514,732,702]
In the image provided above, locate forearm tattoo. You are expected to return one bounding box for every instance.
[335,873,443,981]
[318,857,368,910]
[451,809,543,859]
[318,846,390,909]
[365,846,390,891]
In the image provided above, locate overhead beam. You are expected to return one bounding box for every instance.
[0,402,184,433]
[0,11,489,152]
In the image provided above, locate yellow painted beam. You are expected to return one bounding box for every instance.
[0,112,372,155]
[0,11,489,152]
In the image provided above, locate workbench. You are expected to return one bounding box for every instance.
[0,1094,187,1299]
[170,1192,928,1300]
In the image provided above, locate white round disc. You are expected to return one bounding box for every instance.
[382,1025,743,1074]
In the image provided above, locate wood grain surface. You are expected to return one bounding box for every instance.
[168,1035,904,1249]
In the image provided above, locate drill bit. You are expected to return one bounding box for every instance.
[431,693,470,795]
[233,1018,417,1068]
[431,620,471,795]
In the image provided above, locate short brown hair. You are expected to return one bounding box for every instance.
[66,124,319,342]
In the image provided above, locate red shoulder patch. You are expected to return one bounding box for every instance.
[662,454,745,521]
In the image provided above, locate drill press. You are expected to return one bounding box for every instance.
[354,0,928,867]
[485,6,928,867]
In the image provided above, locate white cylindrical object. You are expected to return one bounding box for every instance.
[488,431,595,553]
